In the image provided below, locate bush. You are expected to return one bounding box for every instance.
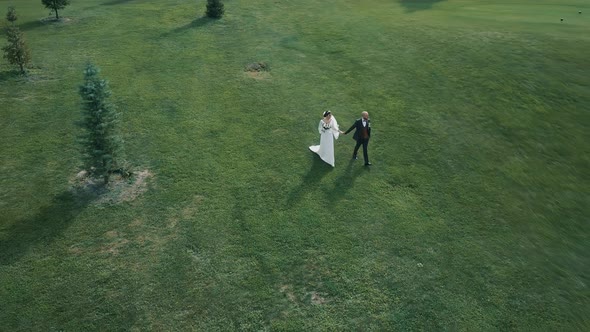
[2,27,31,74]
[206,0,224,19]
[6,6,17,25]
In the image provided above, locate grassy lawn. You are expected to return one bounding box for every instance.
[1,0,588,330]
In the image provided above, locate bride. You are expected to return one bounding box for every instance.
[309,111,342,167]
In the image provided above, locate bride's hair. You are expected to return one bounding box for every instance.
[323,111,331,117]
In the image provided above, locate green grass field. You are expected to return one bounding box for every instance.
[1,0,589,330]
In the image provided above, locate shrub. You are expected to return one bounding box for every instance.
[6,6,17,25]
[206,0,224,19]
[2,27,31,75]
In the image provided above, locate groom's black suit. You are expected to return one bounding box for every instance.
[345,118,371,165]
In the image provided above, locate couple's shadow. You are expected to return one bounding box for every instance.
[285,156,363,207]
[326,158,364,205]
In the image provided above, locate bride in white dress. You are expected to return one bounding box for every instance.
[309,111,342,167]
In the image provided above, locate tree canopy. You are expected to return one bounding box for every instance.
[2,27,31,74]
[41,0,70,20]
[78,63,124,184]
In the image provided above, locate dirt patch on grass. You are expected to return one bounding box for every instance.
[69,169,154,205]
[1,65,58,84]
[310,291,327,305]
[117,170,152,202]
[244,71,271,80]
[68,246,83,255]
[280,285,297,303]
[100,231,129,255]
[40,17,76,25]
[244,61,271,80]
[101,238,129,255]
[129,218,143,228]
[279,285,328,305]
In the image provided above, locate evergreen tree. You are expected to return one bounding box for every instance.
[41,0,70,20]
[2,27,31,75]
[78,63,124,184]
[206,0,224,19]
[6,6,17,25]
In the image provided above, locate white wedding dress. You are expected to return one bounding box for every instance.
[309,116,340,167]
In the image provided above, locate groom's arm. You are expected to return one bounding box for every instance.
[344,120,357,135]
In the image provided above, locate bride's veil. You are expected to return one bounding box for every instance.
[331,116,340,139]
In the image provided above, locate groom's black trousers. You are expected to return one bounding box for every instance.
[353,138,370,163]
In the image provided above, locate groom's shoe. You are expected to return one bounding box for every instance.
[352,155,358,160]
[365,162,372,166]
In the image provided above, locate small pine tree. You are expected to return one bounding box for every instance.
[79,63,124,184]
[6,6,17,25]
[41,0,70,20]
[206,0,224,19]
[2,27,31,74]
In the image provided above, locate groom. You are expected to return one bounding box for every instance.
[344,111,372,166]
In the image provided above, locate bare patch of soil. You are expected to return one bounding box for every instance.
[69,169,154,205]
[116,170,152,203]
[100,230,130,255]
[100,238,129,255]
[280,285,297,303]
[40,17,75,25]
[244,62,271,80]
[310,291,327,305]
[129,218,143,228]
[68,246,83,255]
[245,71,271,80]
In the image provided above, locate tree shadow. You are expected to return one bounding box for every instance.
[399,0,446,13]
[0,188,99,266]
[325,158,364,206]
[18,20,45,31]
[0,70,21,82]
[165,16,215,36]
[285,154,333,207]
[101,0,135,5]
